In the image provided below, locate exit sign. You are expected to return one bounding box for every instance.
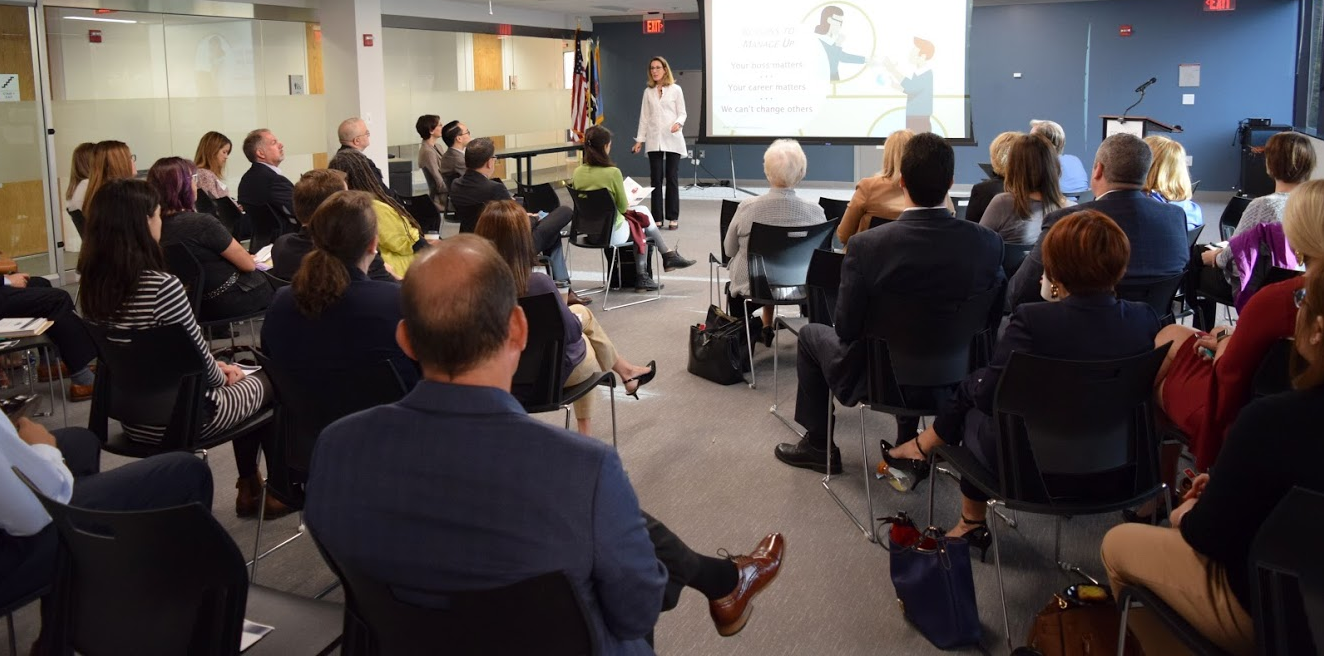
[643,14,665,34]
[1204,0,1235,11]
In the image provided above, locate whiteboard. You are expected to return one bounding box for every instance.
[674,69,703,139]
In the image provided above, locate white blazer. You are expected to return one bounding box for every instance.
[635,83,688,155]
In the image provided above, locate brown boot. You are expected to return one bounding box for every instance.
[235,476,263,518]
[262,491,295,520]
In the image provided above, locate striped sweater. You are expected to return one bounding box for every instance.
[97,270,266,443]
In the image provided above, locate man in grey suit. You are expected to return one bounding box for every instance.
[1005,133,1189,311]
[775,133,1005,473]
[439,119,471,182]
[305,236,784,651]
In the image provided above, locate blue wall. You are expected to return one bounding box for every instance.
[594,0,1299,191]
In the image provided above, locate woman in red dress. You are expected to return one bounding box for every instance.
[1154,179,1324,470]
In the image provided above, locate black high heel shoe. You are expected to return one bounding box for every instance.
[877,439,931,493]
[952,516,992,563]
[624,361,657,400]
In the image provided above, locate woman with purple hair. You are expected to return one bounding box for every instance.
[147,157,272,321]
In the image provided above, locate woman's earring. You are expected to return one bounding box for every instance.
[1050,284,1059,299]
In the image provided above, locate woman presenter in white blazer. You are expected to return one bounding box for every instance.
[632,56,686,230]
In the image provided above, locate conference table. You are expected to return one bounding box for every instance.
[495,142,584,188]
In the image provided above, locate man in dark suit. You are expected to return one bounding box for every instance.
[1006,133,1189,311]
[450,138,579,290]
[336,117,386,186]
[439,119,470,182]
[775,133,1006,473]
[305,237,783,651]
[270,169,398,282]
[236,128,293,217]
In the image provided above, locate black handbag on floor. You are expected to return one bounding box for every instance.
[688,305,748,385]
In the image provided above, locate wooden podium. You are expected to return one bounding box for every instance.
[1100,115,1178,139]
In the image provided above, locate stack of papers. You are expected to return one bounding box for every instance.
[623,177,654,207]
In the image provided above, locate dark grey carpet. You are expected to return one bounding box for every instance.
[4,191,1225,654]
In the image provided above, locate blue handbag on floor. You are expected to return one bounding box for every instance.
[882,513,983,649]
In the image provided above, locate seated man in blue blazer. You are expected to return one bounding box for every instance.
[305,236,784,651]
[1006,132,1189,311]
[236,128,294,218]
[776,133,1006,473]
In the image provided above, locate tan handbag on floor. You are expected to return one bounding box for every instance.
[1023,586,1143,656]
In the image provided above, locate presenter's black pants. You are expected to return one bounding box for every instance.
[648,151,681,225]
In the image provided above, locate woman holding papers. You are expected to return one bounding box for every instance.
[78,178,290,520]
[631,56,686,230]
[573,126,695,292]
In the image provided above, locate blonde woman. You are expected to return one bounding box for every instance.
[192,131,234,201]
[64,142,95,214]
[966,131,1019,224]
[838,129,954,244]
[631,56,686,230]
[1143,136,1202,231]
[82,140,136,215]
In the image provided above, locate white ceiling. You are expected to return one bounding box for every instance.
[447,0,1110,18]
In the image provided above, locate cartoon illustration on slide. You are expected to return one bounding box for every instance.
[882,37,936,133]
[813,6,870,82]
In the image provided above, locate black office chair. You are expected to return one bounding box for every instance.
[512,293,617,447]
[453,202,483,234]
[1116,585,1232,656]
[85,322,274,459]
[1219,194,1253,241]
[214,196,248,238]
[66,209,86,240]
[518,182,563,215]
[0,585,48,656]
[16,473,342,656]
[246,203,288,255]
[770,249,843,431]
[162,243,267,352]
[824,285,1003,542]
[708,199,742,307]
[818,197,849,221]
[1001,243,1034,280]
[931,346,1170,650]
[262,270,291,291]
[867,216,894,231]
[314,530,594,656]
[1116,272,1186,326]
[421,167,447,218]
[567,188,661,311]
[195,188,218,215]
[399,194,442,233]
[739,219,841,389]
[1251,487,1324,655]
[249,353,409,582]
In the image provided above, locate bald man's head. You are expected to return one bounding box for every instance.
[399,235,520,379]
[338,118,369,150]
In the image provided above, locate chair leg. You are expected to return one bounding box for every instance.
[1116,591,1133,656]
[743,298,756,389]
[7,612,17,656]
[563,406,571,431]
[987,499,1013,652]
[821,395,872,541]
[859,407,877,543]
[609,385,618,450]
[926,457,938,529]
[250,483,267,583]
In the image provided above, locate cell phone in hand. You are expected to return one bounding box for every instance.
[1,394,39,421]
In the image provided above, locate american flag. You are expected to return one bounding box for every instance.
[570,29,590,142]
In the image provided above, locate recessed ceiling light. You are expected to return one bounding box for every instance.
[64,16,138,24]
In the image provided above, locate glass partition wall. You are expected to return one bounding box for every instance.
[0,4,55,276]
[383,28,576,186]
[45,6,324,272]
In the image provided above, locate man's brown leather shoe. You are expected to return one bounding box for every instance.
[68,383,93,402]
[708,533,784,636]
[566,289,591,307]
[37,361,69,383]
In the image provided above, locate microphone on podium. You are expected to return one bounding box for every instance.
[1134,77,1157,93]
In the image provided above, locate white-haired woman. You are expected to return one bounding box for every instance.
[1031,119,1089,194]
[724,139,828,343]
